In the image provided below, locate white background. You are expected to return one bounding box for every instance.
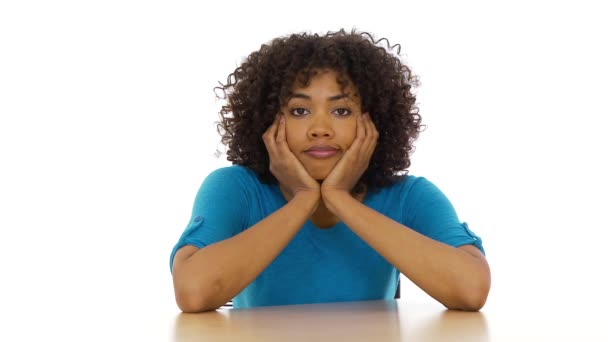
[1,0,607,340]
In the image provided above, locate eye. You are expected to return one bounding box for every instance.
[290,107,310,116]
[333,108,352,116]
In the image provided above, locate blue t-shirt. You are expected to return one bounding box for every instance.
[170,165,484,309]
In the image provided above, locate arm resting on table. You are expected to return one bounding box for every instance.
[171,192,318,312]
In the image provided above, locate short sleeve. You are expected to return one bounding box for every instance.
[402,177,485,255]
[169,167,250,273]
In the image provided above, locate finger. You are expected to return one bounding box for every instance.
[357,113,371,159]
[356,113,370,157]
[363,113,373,141]
[276,114,286,143]
[363,113,377,157]
[263,114,281,155]
[350,113,366,152]
[263,114,280,140]
[275,114,291,158]
[363,113,370,137]
[369,115,379,142]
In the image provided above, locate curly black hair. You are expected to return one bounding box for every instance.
[214,28,423,195]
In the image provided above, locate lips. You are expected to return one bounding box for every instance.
[305,150,338,158]
[305,145,338,152]
[304,146,338,159]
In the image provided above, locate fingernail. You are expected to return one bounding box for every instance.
[280,116,285,123]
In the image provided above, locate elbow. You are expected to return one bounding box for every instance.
[455,280,491,311]
[444,291,488,311]
[446,276,491,312]
[459,262,491,311]
[175,290,221,313]
[458,292,488,311]
[176,292,208,313]
[174,278,224,313]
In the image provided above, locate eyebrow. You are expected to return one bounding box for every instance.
[289,93,350,101]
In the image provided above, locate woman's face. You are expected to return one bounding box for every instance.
[280,69,364,181]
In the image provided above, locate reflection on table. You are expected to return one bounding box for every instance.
[173,299,488,342]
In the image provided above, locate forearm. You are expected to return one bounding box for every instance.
[175,192,319,311]
[324,191,490,311]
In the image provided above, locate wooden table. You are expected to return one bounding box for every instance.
[173,300,487,341]
[3,297,606,341]
[172,299,608,341]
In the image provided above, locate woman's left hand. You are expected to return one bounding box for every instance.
[321,112,378,197]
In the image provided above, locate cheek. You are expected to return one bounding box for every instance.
[284,124,298,150]
[343,121,359,147]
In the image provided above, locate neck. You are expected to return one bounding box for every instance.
[278,184,367,228]
[311,187,367,229]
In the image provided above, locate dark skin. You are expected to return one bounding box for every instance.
[172,69,490,312]
[263,69,373,228]
[262,71,490,310]
[263,112,372,228]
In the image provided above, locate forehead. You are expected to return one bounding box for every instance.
[288,69,359,98]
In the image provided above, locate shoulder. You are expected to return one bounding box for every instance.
[199,165,275,202]
[386,174,442,199]
[206,164,256,178]
[373,174,448,217]
[192,165,262,202]
[374,173,430,198]
[203,165,261,186]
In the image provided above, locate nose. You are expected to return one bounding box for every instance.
[307,115,334,139]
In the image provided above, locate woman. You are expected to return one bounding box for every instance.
[170,28,491,312]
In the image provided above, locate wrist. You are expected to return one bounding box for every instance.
[321,189,351,206]
[321,188,350,197]
[293,190,321,212]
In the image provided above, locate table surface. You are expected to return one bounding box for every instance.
[4,297,608,341]
[170,299,608,342]
[173,300,480,342]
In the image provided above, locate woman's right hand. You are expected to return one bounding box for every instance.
[263,113,320,202]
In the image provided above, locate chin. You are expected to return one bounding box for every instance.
[309,172,326,181]
[301,159,338,181]
[308,169,331,181]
